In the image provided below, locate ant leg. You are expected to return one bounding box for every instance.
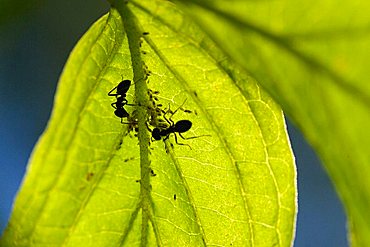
[121,118,132,124]
[121,119,138,125]
[163,134,170,141]
[133,75,147,85]
[145,122,157,142]
[145,122,153,132]
[111,102,117,109]
[178,133,211,140]
[108,86,118,96]
[121,117,136,124]
[122,99,138,107]
[162,104,174,126]
[173,133,192,150]
[163,110,174,126]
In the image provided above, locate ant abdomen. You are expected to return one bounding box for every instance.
[115,80,131,95]
[174,120,192,133]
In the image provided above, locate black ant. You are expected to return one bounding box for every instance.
[108,77,135,123]
[150,100,209,149]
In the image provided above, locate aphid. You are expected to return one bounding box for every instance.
[116,139,123,150]
[146,89,166,128]
[123,157,135,162]
[124,110,139,134]
[174,194,177,200]
[148,89,160,102]
[86,172,94,181]
[143,31,150,35]
[150,169,157,177]
[165,143,170,154]
[142,64,152,78]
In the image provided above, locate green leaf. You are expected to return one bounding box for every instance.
[175,0,370,245]
[1,1,296,246]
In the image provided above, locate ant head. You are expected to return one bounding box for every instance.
[175,120,192,133]
[152,128,162,140]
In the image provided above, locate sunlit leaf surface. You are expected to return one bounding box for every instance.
[1,1,296,246]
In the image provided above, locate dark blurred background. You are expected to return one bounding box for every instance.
[0,1,347,246]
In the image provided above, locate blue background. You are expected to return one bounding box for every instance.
[0,1,347,246]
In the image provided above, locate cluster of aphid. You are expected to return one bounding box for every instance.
[107,32,208,148]
[108,32,208,199]
[108,77,205,148]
